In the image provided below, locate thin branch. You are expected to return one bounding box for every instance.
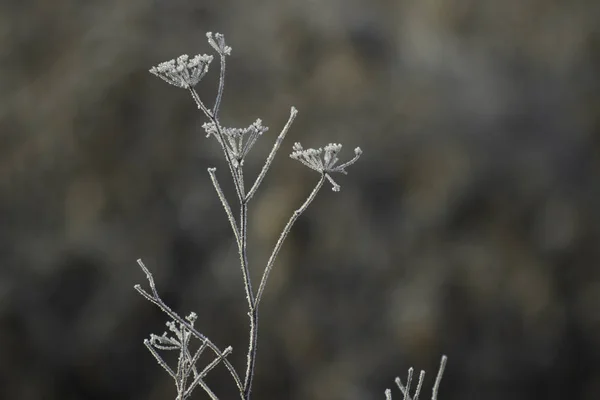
[239,202,254,308]
[137,258,159,298]
[179,321,195,399]
[404,368,413,400]
[240,195,256,397]
[238,164,245,198]
[213,54,226,118]
[144,339,176,379]
[189,88,213,119]
[185,346,233,399]
[192,379,219,400]
[414,370,425,400]
[176,333,185,396]
[391,356,447,400]
[254,173,326,307]
[189,88,245,201]
[246,107,298,202]
[208,168,241,247]
[134,260,243,392]
[202,346,234,380]
[243,308,258,398]
[185,341,208,381]
[431,355,447,400]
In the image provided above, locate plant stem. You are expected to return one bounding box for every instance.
[241,175,325,399]
[189,88,245,200]
[254,174,326,308]
[246,107,298,202]
[243,307,258,399]
[239,201,254,309]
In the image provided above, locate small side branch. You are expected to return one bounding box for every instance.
[213,53,227,118]
[135,260,243,393]
[144,339,176,379]
[431,355,447,400]
[239,202,255,309]
[189,88,245,201]
[386,355,447,400]
[254,174,326,307]
[208,167,241,247]
[185,346,234,398]
[246,107,298,202]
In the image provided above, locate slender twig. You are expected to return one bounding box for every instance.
[144,339,176,379]
[135,260,243,392]
[414,370,425,400]
[246,107,298,202]
[208,167,241,247]
[431,355,447,400]
[185,341,206,381]
[213,53,226,118]
[238,163,246,197]
[255,174,326,307]
[404,368,413,400]
[176,330,186,398]
[189,88,245,201]
[189,87,212,119]
[243,308,258,398]
[390,356,447,400]
[239,202,254,309]
[185,347,234,398]
[178,321,195,399]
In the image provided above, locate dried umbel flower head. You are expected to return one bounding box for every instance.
[203,119,269,168]
[207,32,232,56]
[149,54,214,89]
[290,142,363,191]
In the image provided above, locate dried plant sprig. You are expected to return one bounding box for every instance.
[149,54,214,89]
[207,32,232,56]
[290,142,363,191]
[385,355,448,400]
[246,107,298,202]
[203,119,269,168]
[135,259,243,395]
[206,32,231,117]
[144,31,363,400]
[143,311,229,400]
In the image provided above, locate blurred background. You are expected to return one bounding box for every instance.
[1,0,599,399]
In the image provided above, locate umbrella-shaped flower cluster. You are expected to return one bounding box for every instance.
[290,142,362,191]
[149,54,214,89]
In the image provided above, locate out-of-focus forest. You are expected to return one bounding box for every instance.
[1,1,599,399]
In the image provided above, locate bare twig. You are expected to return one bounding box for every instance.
[255,174,326,307]
[135,260,243,393]
[246,107,298,202]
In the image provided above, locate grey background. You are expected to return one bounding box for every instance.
[1,0,599,399]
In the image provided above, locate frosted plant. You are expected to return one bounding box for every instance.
[384,355,447,400]
[137,31,363,400]
[139,30,447,400]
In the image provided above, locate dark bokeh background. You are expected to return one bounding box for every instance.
[1,1,600,399]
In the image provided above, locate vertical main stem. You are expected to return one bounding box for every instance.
[240,199,256,399]
[239,200,253,309]
[243,308,258,399]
